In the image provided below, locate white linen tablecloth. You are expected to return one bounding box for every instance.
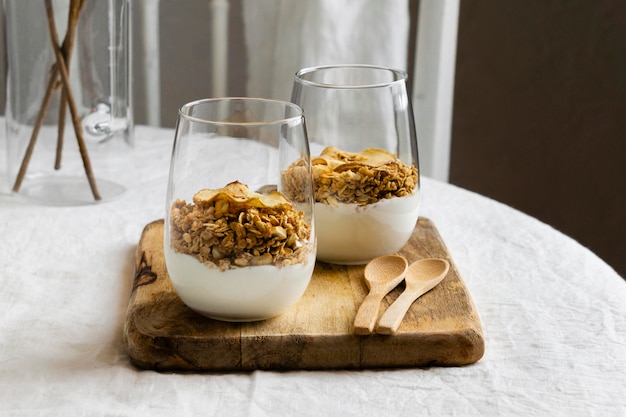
[1,124,625,416]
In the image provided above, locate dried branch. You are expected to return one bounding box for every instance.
[55,0,86,169]
[44,0,101,200]
[13,0,100,201]
[11,64,60,193]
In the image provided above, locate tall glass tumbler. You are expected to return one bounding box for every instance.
[164,98,316,321]
[292,65,420,265]
[3,0,133,205]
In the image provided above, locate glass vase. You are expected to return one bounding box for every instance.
[3,0,133,205]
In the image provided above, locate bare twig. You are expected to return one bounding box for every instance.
[45,0,101,200]
[14,0,98,200]
[55,0,86,170]
[12,64,60,193]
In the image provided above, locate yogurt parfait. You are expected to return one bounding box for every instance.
[284,146,419,264]
[165,181,316,321]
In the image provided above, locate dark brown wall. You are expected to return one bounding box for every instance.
[451,1,626,276]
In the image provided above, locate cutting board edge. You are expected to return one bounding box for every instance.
[124,309,484,371]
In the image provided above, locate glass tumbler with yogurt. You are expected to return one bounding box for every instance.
[291,65,420,265]
[164,98,317,321]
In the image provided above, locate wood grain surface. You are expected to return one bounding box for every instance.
[123,218,484,371]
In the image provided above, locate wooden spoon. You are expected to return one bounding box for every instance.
[376,258,450,335]
[353,255,408,335]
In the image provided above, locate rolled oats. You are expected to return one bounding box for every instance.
[170,181,312,271]
[282,146,418,206]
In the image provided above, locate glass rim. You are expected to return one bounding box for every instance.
[178,97,304,126]
[294,64,409,89]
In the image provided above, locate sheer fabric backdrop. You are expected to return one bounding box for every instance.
[242,0,410,102]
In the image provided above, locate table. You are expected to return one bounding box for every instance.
[1,124,625,416]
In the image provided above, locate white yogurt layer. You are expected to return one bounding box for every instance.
[315,192,420,264]
[164,245,316,321]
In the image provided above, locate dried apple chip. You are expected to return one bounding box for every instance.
[193,181,292,210]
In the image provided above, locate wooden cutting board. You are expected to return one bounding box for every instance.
[123,218,484,371]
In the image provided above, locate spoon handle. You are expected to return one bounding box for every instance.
[353,291,385,335]
[376,289,420,335]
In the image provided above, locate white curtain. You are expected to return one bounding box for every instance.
[242,0,410,102]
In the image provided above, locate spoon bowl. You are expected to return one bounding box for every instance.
[376,258,450,335]
[353,255,408,335]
